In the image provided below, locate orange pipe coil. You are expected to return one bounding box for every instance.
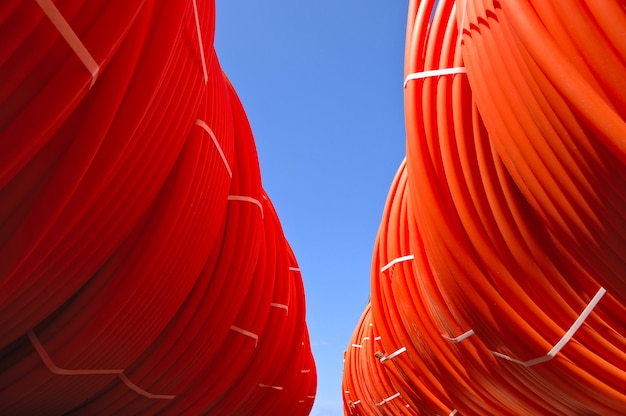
[0,0,316,414]
[343,0,626,415]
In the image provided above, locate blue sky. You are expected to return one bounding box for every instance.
[214,2,408,414]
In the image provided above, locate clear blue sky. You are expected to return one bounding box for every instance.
[214,2,408,414]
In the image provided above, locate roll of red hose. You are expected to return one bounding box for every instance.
[0,0,316,414]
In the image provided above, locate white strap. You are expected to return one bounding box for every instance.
[28,330,122,375]
[195,119,232,177]
[191,0,208,83]
[119,373,175,399]
[376,392,401,406]
[35,0,99,87]
[29,330,174,399]
[492,287,606,366]
[404,67,467,87]
[380,346,407,363]
[442,329,474,343]
[258,383,283,390]
[228,195,264,218]
[270,302,288,313]
[380,255,414,273]
[230,325,259,347]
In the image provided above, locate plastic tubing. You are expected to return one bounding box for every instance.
[343,0,626,414]
[0,0,145,188]
[84,51,236,415]
[0,0,316,414]
[455,0,625,409]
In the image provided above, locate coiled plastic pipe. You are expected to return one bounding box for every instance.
[0,0,316,414]
[343,0,625,414]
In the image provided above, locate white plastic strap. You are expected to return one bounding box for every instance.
[195,119,232,177]
[191,0,208,83]
[361,336,370,343]
[450,409,458,416]
[351,344,362,349]
[307,395,315,399]
[442,329,475,343]
[351,400,361,407]
[404,67,467,87]
[344,390,350,394]
[380,346,407,363]
[29,330,174,399]
[289,266,301,272]
[492,287,606,366]
[374,336,381,341]
[35,0,99,87]
[118,373,175,399]
[227,195,264,218]
[377,392,401,406]
[259,383,283,390]
[230,325,259,347]
[388,392,401,401]
[270,302,288,314]
[28,330,122,375]
[380,255,414,273]
[385,392,401,402]
[301,369,311,373]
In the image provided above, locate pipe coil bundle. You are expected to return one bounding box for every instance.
[343,0,626,415]
[0,0,316,414]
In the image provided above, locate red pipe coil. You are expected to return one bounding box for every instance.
[0,0,316,414]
